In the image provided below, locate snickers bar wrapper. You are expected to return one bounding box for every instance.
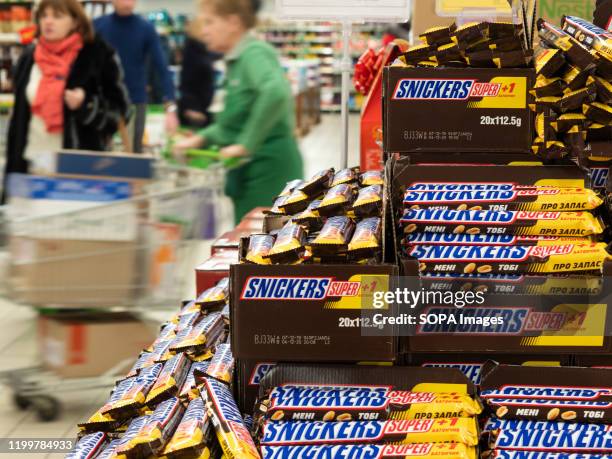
[260,443,476,459]
[409,243,612,274]
[401,209,604,237]
[260,418,479,446]
[403,187,602,212]
[480,364,612,423]
[488,428,611,453]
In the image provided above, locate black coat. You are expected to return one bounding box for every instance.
[178,37,218,128]
[3,35,130,201]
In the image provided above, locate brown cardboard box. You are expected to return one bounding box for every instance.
[211,229,256,256]
[383,67,535,154]
[411,0,595,43]
[411,0,514,40]
[406,352,572,385]
[195,249,238,296]
[38,312,156,378]
[593,0,611,30]
[389,157,612,355]
[9,237,139,307]
[231,263,399,362]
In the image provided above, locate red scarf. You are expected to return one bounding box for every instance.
[32,33,83,133]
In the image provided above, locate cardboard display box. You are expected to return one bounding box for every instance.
[412,0,579,41]
[383,67,535,154]
[259,363,476,398]
[389,156,611,355]
[195,249,238,295]
[10,237,139,307]
[211,229,257,256]
[231,263,399,362]
[38,312,156,378]
[235,359,278,413]
[406,352,572,385]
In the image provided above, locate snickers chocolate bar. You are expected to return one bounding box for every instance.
[204,343,234,384]
[400,209,604,237]
[403,233,591,246]
[259,385,481,422]
[408,243,611,274]
[65,432,107,459]
[488,428,612,453]
[261,443,476,459]
[491,452,608,459]
[403,187,602,212]
[260,418,479,446]
[483,418,612,432]
[484,397,612,424]
[203,377,260,459]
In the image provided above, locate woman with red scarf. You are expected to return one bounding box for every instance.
[2,0,130,202]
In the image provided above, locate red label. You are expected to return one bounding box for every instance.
[68,324,86,365]
[328,281,361,297]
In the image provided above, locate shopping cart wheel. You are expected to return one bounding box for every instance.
[31,396,61,422]
[13,394,30,411]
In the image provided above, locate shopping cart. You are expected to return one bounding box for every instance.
[0,163,227,420]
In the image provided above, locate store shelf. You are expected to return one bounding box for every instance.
[0,32,20,43]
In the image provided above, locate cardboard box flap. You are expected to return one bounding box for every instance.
[259,363,477,398]
[480,361,612,390]
[230,263,399,362]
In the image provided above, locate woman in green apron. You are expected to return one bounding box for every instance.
[173,0,303,223]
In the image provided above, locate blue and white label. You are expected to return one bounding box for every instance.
[494,429,612,452]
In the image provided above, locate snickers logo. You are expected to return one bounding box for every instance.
[493,451,607,459]
[591,168,609,189]
[494,429,612,452]
[249,363,276,386]
[393,79,502,100]
[482,386,612,400]
[205,378,243,424]
[408,183,515,191]
[485,418,611,432]
[241,277,360,300]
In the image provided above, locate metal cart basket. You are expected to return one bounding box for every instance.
[0,163,226,421]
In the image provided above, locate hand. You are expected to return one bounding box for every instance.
[172,133,204,159]
[65,88,86,110]
[220,144,248,159]
[165,110,179,135]
[184,110,207,123]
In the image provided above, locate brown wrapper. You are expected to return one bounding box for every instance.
[453,22,489,46]
[402,44,433,64]
[533,76,565,98]
[420,24,456,47]
[266,222,307,264]
[299,168,334,197]
[584,102,612,124]
[310,216,355,257]
[535,47,565,77]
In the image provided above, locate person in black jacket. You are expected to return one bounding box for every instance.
[2,0,130,203]
[178,17,219,128]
